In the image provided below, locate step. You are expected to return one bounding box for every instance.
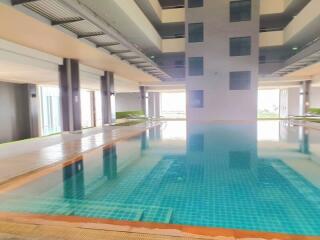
[0,197,173,223]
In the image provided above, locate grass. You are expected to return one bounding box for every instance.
[116,111,144,119]
[112,120,145,126]
[309,108,320,115]
[257,112,279,119]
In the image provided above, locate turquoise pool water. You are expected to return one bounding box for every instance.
[1,121,320,236]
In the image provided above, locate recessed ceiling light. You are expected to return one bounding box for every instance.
[150,55,155,59]
[292,47,299,51]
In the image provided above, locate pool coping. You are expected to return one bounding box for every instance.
[0,121,319,240]
[0,212,318,240]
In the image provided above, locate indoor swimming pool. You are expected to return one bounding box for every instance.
[0,121,320,236]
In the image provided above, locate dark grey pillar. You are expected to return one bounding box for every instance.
[59,59,82,132]
[101,71,115,125]
[26,84,39,138]
[299,80,311,116]
[140,86,148,117]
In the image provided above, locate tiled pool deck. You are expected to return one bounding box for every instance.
[0,121,320,240]
[0,122,159,184]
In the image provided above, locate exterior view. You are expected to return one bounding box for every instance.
[0,0,320,239]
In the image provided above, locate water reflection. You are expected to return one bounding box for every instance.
[299,126,309,154]
[63,160,85,199]
[103,146,117,180]
[2,121,320,235]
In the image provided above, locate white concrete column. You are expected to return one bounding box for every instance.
[148,92,161,119]
[154,92,160,118]
[299,80,311,116]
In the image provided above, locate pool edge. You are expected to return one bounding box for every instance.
[0,212,318,240]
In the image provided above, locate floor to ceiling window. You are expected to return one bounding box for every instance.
[94,90,102,127]
[81,89,94,129]
[39,86,61,136]
[160,92,186,119]
[258,89,280,118]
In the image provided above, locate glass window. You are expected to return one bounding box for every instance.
[39,86,61,136]
[94,90,102,127]
[188,57,204,76]
[230,37,251,56]
[189,90,204,108]
[188,0,203,8]
[230,0,251,22]
[81,89,94,128]
[229,71,251,90]
[188,23,203,43]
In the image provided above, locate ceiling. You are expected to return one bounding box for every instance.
[0,54,140,93]
[0,2,162,84]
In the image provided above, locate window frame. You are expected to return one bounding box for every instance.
[230,0,252,22]
[188,22,204,43]
[229,36,251,56]
[188,56,204,76]
[188,0,203,8]
[229,71,251,90]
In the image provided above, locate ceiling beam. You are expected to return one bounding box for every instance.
[130,61,147,65]
[97,42,120,48]
[78,32,105,39]
[11,0,38,5]
[52,18,84,26]
[110,50,131,55]
[121,56,140,60]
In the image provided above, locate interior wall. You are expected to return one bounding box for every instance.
[115,92,142,112]
[0,81,31,143]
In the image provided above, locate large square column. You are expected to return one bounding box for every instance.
[185,0,259,121]
[139,86,148,117]
[59,59,82,132]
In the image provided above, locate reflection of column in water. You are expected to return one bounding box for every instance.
[141,131,148,150]
[63,160,85,199]
[299,126,309,154]
[149,125,161,140]
[103,146,117,179]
